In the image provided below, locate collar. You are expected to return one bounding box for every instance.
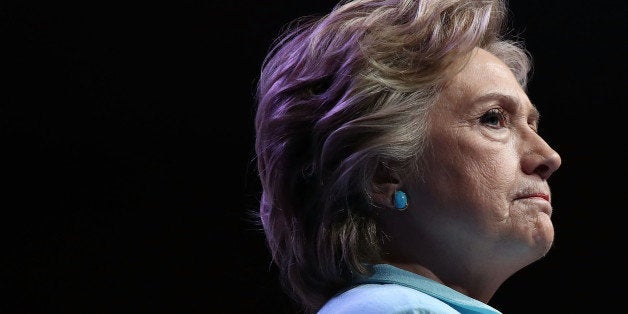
[354,264,502,314]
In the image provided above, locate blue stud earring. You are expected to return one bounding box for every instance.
[393,190,408,210]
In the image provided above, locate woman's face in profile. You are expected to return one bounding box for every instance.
[403,48,561,268]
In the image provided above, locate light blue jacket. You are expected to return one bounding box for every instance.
[318,264,502,314]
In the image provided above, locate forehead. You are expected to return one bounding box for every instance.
[439,48,536,115]
[451,49,523,96]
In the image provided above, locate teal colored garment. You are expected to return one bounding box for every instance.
[318,264,502,314]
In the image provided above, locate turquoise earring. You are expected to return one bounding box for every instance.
[393,190,408,210]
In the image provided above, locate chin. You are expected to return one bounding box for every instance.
[532,224,555,256]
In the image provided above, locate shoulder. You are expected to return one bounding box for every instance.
[317,283,461,314]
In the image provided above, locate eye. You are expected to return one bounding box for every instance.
[479,108,507,128]
[529,122,539,133]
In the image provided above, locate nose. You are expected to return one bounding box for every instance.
[521,132,562,180]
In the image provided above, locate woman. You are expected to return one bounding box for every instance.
[253,0,562,313]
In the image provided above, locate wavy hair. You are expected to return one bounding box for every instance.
[253,0,531,312]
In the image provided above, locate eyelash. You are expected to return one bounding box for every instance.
[479,108,507,128]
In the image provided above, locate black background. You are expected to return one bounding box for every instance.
[2,1,625,313]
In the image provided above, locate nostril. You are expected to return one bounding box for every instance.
[536,164,550,178]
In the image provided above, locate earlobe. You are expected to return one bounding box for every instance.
[372,163,404,209]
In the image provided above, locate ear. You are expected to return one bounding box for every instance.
[371,162,403,209]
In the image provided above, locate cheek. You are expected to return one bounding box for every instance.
[430,139,516,215]
[454,159,506,211]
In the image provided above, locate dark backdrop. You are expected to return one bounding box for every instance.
[2,1,624,313]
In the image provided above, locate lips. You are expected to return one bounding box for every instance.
[514,192,552,215]
[521,193,550,202]
[514,188,550,202]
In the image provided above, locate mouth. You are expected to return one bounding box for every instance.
[514,192,552,215]
[516,193,550,202]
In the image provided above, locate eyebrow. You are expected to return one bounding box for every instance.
[473,92,540,121]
